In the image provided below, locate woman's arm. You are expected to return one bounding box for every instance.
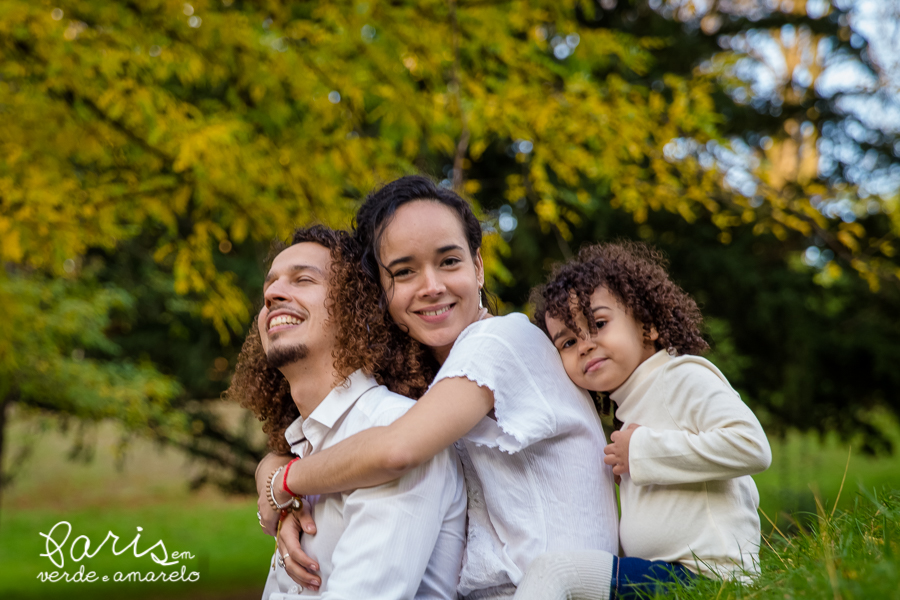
[273,377,493,500]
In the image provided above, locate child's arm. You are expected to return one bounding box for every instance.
[625,362,771,486]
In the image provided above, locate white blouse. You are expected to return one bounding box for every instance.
[431,313,618,597]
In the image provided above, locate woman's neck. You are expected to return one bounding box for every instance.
[429,307,492,365]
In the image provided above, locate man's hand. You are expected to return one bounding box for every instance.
[277,507,322,592]
[603,423,641,477]
[258,498,281,537]
[256,453,292,536]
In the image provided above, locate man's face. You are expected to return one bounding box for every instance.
[257,242,336,370]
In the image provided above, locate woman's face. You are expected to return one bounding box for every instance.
[377,200,484,363]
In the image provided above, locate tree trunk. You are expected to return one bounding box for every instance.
[0,390,12,530]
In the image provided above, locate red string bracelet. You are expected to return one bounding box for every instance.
[282,457,302,498]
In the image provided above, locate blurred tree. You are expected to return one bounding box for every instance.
[485,0,900,449]
[0,273,184,516]
[0,0,722,488]
[1,0,898,494]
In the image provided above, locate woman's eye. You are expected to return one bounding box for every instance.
[442,257,462,267]
[392,268,413,278]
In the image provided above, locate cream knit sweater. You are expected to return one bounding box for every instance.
[610,350,772,581]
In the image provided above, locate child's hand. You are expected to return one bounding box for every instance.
[603,423,641,476]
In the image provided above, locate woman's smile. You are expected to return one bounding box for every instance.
[414,303,456,321]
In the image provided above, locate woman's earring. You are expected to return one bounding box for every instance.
[478,288,484,309]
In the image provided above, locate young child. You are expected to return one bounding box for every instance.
[515,241,772,600]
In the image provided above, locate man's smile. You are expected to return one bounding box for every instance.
[267,310,305,333]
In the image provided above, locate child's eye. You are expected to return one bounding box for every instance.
[560,338,575,350]
[595,320,607,329]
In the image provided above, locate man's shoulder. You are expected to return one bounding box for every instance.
[347,384,415,429]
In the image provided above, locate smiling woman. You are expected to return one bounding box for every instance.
[377,200,485,362]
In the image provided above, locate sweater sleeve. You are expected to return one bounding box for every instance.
[627,360,772,486]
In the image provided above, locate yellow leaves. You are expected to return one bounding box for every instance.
[6,0,889,339]
[481,233,514,287]
[464,179,481,195]
[535,198,558,224]
[430,133,456,155]
[840,221,865,238]
[230,216,249,244]
[0,218,24,263]
[837,230,860,253]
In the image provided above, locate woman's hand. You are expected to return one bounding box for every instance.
[603,423,641,476]
[256,453,292,536]
[277,507,322,591]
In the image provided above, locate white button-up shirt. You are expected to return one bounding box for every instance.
[262,370,466,600]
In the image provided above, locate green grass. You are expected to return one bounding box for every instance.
[754,416,900,532]
[636,487,900,599]
[0,501,275,600]
[0,410,274,600]
[2,410,900,599]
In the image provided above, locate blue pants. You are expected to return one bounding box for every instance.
[612,555,697,599]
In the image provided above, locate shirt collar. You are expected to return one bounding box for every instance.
[283,369,380,455]
[609,349,671,405]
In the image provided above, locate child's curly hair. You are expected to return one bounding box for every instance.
[530,241,708,356]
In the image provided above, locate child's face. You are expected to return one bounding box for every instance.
[545,285,658,393]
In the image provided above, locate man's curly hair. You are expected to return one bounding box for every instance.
[225,226,436,453]
[530,241,708,356]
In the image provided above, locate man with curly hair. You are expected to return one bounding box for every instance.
[227,226,465,600]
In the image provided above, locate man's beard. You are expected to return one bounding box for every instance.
[266,344,309,369]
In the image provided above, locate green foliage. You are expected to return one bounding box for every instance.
[0,274,183,430]
[1,0,898,486]
[0,0,723,338]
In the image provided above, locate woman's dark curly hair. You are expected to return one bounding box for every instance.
[225,225,437,453]
[530,241,708,357]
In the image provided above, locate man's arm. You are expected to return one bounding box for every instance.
[273,377,493,500]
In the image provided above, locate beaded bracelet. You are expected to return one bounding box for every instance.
[266,466,301,511]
